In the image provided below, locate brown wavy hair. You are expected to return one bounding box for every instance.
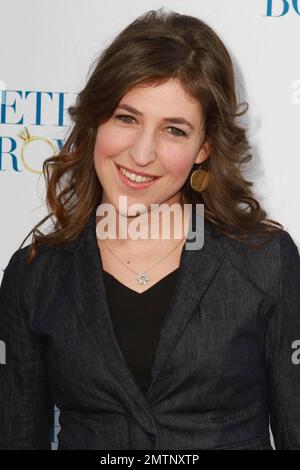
[21,7,284,264]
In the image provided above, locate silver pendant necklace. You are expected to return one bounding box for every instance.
[103,237,186,285]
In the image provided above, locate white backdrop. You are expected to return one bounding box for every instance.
[1,0,299,450]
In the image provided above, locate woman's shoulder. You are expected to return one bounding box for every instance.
[1,241,60,287]
[278,229,299,254]
[213,223,298,257]
[212,225,299,292]
[276,229,300,274]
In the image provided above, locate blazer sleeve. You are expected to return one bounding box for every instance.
[0,249,54,449]
[265,230,300,449]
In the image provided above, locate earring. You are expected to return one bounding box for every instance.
[190,163,210,192]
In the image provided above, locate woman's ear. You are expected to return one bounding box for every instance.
[194,139,211,165]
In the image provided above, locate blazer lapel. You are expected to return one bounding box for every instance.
[146,219,226,402]
[60,205,226,425]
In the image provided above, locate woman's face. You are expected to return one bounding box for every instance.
[93,78,210,216]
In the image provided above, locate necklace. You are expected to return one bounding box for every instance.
[103,237,186,285]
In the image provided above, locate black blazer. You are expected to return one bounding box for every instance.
[1,207,300,450]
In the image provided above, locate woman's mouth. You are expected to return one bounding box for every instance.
[115,163,161,190]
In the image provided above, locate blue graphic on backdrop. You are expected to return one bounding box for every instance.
[0,89,75,172]
[264,0,300,16]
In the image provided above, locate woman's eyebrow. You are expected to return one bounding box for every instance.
[116,103,195,130]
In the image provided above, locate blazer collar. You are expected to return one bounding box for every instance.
[59,205,226,435]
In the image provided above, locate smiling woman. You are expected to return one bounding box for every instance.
[1,6,300,452]
[17,7,284,259]
[93,78,209,221]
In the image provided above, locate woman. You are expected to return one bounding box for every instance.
[0,8,299,450]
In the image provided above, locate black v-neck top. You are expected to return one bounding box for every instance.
[103,268,179,394]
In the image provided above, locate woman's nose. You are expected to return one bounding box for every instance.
[129,134,157,167]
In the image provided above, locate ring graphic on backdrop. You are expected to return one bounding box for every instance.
[18,126,57,174]
[95,196,205,251]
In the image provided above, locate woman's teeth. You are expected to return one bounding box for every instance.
[119,166,154,183]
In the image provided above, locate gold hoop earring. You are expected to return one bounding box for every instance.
[190,163,210,192]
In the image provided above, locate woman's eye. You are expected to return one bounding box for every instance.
[114,114,136,124]
[168,127,187,138]
[114,114,187,138]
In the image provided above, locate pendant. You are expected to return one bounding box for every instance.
[136,272,150,285]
